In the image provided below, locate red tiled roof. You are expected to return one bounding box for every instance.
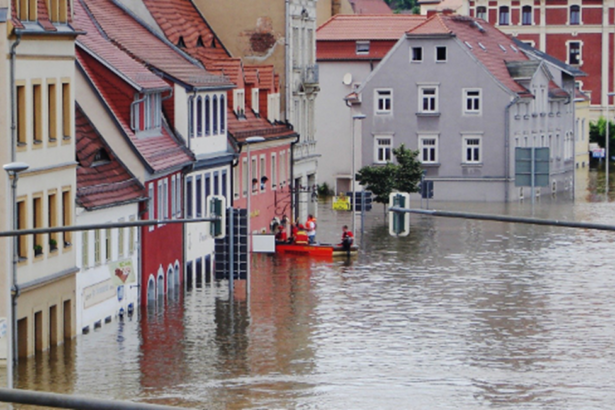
[76,104,147,210]
[244,66,259,86]
[141,0,231,64]
[74,0,168,92]
[77,47,194,173]
[207,58,245,88]
[408,14,530,95]
[227,107,296,143]
[79,0,232,90]
[350,0,393,14]
[317,14,426,41]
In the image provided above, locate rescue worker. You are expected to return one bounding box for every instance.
[340,225,354,252]
[306,214,317,244]
[294,224,309,245]
[275,225,288,244]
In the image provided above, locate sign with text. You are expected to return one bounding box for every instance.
[332,196,351,211]
[83,279,116,309]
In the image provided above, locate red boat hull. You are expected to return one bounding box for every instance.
[276,243,358,257]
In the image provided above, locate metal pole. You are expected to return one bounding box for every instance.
[351,117,356,235]
[531,146,535,205]
[360,191,365,244]
[8,173,17,386]
[607,100,610,200]
[246,143,251,300]
[228,207,234,298]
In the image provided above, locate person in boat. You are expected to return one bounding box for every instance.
[275,225,288,244]
[306,214,317,244]
[340,225,354,251]
[293,224,309,245]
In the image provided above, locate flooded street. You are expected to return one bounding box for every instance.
[10,170,615,409]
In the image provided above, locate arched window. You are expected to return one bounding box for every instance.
[205,96,210,135]
[188,96,194,138]
[196,96,203,136]
[220,95,226,133]
[147,276,156,304]
[570,5,580,25]
[213,95,218,134]
[522,5,532,25]
[499,6,509,25]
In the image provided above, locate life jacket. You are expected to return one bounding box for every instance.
[294,230,309,245]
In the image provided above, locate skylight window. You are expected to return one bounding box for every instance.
[499,44,507,52]
[478,42,486,50]
[464,41,473,49]
[510,44,518,53]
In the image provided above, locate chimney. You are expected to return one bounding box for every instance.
[427,9,438,18]
[442,8,454,15]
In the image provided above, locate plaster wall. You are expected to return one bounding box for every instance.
[75,203,140,333]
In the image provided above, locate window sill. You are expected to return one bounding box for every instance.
[416,112,440,117]
[514,115,521,120]
[33,139,43,145]
[461,162,483,167]
[375,112,392,116]
[421,162,440,167]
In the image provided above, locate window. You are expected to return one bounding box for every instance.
[175,177,181,218]
[196,175,202,218]
[148,184,154,230]
[221,170,227,202]
[214,172,219,195]
[271,154,277,188]
[19,0,36,21]
[356,41,370,55]
[188,96,194,138]
[260,156,266,191]
[33,196,43,252]
[499,6,510,25]
[522,6,532,25]
[171,176,176,218]
[62,189,71,246]
[186,177,193,218]
[419,136,438,163]
[234,90,245,117]
[375,137,392,164]
[419,86,438,113]
[375,90,392,114]
[118,219,125,257]
[94,229,101,265]
[463,89,481,114]
[17,200,26,259]
[220,94,226,133]
[105,228,111,262]
[280,151,286,186]
[82,231,88,268]
[196,96,203,136]
[157,180,163,222]
[129,215,136,254]
[204,173,211,213]
[48,193,58,248]
[17,85,26,145]
[569,42,581,65]
[205,96,210,135]
[62,82,71,138]
[252,88,259,113]
[411,46,423,62]
[463,137,481,163]
[242,158,248,196]
[213,95,218,134]
[476,6,487,20]
[234,165,240,199]
[131,92,161,133]
[570,5,580,25]
[48,83,57,141]
[435,46,447,62]
[251,157,257,193]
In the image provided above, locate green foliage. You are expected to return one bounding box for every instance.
[590,117,615,158]
[356,144,422,204]
[384,0,418,13]
[317,182,334,198]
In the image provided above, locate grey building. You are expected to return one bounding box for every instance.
[351,12,584,202]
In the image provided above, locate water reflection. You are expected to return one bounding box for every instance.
[11,175,615,409]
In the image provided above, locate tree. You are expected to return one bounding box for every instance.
[590,117,615,158]
[384,0,419,14]
[356,144,423,204]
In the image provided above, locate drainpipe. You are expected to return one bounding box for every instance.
[130,93,147,132]
[290,133,299,222]
[505,95,520,202]
[10,32,22,162]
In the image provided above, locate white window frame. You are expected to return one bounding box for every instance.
[280,151,286,186]
[418,85,439,114]
[569,4,581,25]
[242,157,248,197]
[499,6,510,25]
[374,136,393,164]
[356,41,370,55]
[418,134,439,164]
[476,6,487,21]
[260,155,266,192]
[251,156,258,194]
[410,46,423,62]
[251,88,259,114]
[462,135,482,164]
[375,89,392,115]
[463,88,482,115]
[435,46,447,62]
[148,183,155,231]
[234,89,245,117]
[521,5,532,25]
[271,153,277,189]
[171,176,176,219]
[567,40,582,66]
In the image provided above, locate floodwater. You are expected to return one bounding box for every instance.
[10,169,615,409]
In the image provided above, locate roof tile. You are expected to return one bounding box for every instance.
[318,14,426,41]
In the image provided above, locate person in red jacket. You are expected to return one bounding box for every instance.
[275,225,288,244]
[340,225,354,251]
[294,224,309,245]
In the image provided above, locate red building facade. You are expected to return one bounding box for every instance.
[469,0,612,113]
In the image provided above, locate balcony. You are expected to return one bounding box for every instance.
[293,140,318,161]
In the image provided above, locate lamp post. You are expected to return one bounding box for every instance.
[3,161,29,389]
[244,136,264,299]
[605,92,615,200]
[351,113,366,235]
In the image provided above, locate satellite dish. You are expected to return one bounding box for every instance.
[342,73,352,85]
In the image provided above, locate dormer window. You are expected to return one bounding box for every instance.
[92,148,111,166]
[196,36,204,48]
[49,0,68,23]
[234,89,246,118]
[252,88,260,114]
[131,93,162,133]
[18,0,37,21]
[356,41,370,55]
[177,36,186,48]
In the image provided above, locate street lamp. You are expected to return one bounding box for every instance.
[351,113,366,235]
[605,92,615,199]
[244,136,264,299]
[3,161,29,389]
